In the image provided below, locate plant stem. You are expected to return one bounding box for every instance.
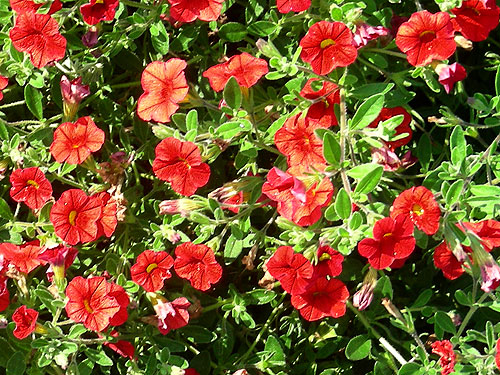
[0,100,25,109]
[120,0,156,10]
[338,87,352,193]
[363,48,408,59]
[455,292,489,339]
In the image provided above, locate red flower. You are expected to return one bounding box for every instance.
[152,295,191,335]
[299,21,357,75]
[451,0,500,42]
[137,59,189,123]
[107,282,129,327]
[266,246,313,295]
[38,244,78,282]
[12,305,38,339]
[390,186,441,235]
[435,63,467,94]
[463,220,500,251]
[50,189,102,245]
[291,277,349,321]
[9,167,53,210]
[9,12,66,69]
[431,340,456,375]
[131,250,174,292]
[80,0,119,25]
[353,22,390,49]
[300,79,340,127]
[395,11,456,67]
[60,75,90,120]
[152,137,211,196]
[274,114,328,171]
[0,240,46,274]
[92,192,118,238]
[0,76,8,101]
[202,53,268,92]
[433,242,467,280]
[103,330,135,360]
[313,245,344,278]
[276,0,310,13]
[10,0,62,14]
[167,0,224,23]
[358,215,416,270]
[173,242,222,291]
[50,116,105,165]
[65,276,121,332]
[368,107,413,150]
[496,338,500,371]
[371,147,417,172]
[0,277,9,312]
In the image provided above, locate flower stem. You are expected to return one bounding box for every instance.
[120,0,156,10]
[338,86,352,193]
[363,48,408,59]
[455,292,489,339]
[0,100,25,109]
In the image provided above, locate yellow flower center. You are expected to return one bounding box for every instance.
[68,210,77,226]
[319,253,331,262]
[320,39,336,48]
[83,299,93,313]
[26,180,39,189]
[412,204,424,216]
[146,263,158,273]
[419,30,436,43]
[383,233,393,238]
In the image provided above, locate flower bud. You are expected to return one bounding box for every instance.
[60,75,90,121]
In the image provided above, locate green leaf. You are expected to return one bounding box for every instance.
[180,325,217,344]
[68,324,87,339]
[324,204,339,221]
[223,77,242,110]
[354,165,383,195]
[265,335,285,362]
[224,235,243,264]
[417,134,432,171]
[323,131,341,167]
[248,21,277,37]
[219,22,247,42]
[351,83,394,99]
[85,349,113,366]
[216,119,252,139]
[0,120,9,140]
[410,289,432,308]
[345,335,371,360]
[445,180,464,207]
[7,352,26,375]
[245,289,277,305]
[34,286,58,315]
[335,188,351,220]
[398,363,422,375]
[150,21,169,55]
[350,94,384,130]
[470,185,500,196]
[450,126,466,166]
[435,311,456,334]
[186,109,198,132]
[454,290,471,306]
[24,85,43,120]
[495,65,500,97]
[0,198,13,220]
[346,163,380,179]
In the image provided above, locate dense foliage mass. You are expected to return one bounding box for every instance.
[1,0,500,374]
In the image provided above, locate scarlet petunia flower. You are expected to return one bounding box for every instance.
[152,137,211,196]
[313,244,344,278]
[9,167,53,210]
[266,246,313,295]
[173,242,222,291]
[103,330,135,360]
[65,276,121,332]
[368,107,413,150]
[431,340,456,375]
[0,277,9,312]
[291,277,349,321]
[137,60,188,123]
[60,76,90,121]
[496,338,500,371]
[463,220,500,252]
[12,305,38,340]
[300,79,340,127]
[92,192,118,238]
[80,0,119,25]
[0,240,46,274]
[167,0,224,23]
[107,282,129,327]
[50,116,105,165]
[151,295,191,335]
[371,147,417,172]
[274,114,328,171]
[9,12,66,69]
[358,215,416,270]
[0,76,8,101]
[50,189,102,245]
[395,11,456,67]
[299,21,358,75]
[38,244,78,282]
[353,22,390,49]
[435,63,467,94]
[390,186,441,235]
[433,242,467,280]
[131,250,174,292]
[276,0,310,13]
[10,0,62,14]
[202,53,268,92]
[451,0,500,42]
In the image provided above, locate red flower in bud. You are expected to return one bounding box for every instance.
[300,79,340,127]
[395,11,455,67]
[0,240,46,274]
[451,0,500,42]
[131,250,174,292]
[174,242,222,291]
[368,107,413,150]
[12,305,38,339]
[38,244,78,282]
[266,246,313,295]
[353,22,390,49]
[9,167,53,210]
[153,296,190,335]
[436,63,467,94]
[80,0,119,25]
[60,76,90,106]
[299,21,357,75]
[0,76,8,101]
[433,242,467,280]
[167,0,224,23]
[431,340,456,375]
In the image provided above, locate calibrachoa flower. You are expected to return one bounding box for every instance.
[276,0,310,13]
[358,215,416,270]
[496,338,500,371]
[0,76,8,101]
[313,244,343,278]
[463,220,500,251]
[0,240,46,274]
[80,0,119,25]
[168,0,224,23]
[353,22,390,49]
[10,0,62,14]
[395,11,456,67]
[103,331,135,360]
[390,186,441,235]
[131,250,174,292]
[137,59,189,123]
[92,192,118,238]
[173,242,222,291]
[50,116,105,165]
[0,277,9,312]
[50,189,102,245]
[65,276,122,332]
[12,305,38,340]
[9,12,66,69]
[60,76,90,121]
[299,21,357,75]
[433,242,467,280]
[203,53,268,92]
[451,0,500,42]
[300,79,339,127]
[38,244,78,283]
[9,167,53,210]
[431,340,456,375]
[107,282,130,327]
[371,147,417,172]
[368,107,413,150]
[290,277,349,321]
[152,137,211,196]
[473,246,500,293]
[266,246,313,295]
[435,63,467,94]
[150,294,191,335]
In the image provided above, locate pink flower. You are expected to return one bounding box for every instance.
[435,63,467,94]
[480,257,500,293]
[371,147,417,171]
[353,23,390,48]
[60,76,90,120]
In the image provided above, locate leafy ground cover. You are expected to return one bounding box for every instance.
[1,0,500,374]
